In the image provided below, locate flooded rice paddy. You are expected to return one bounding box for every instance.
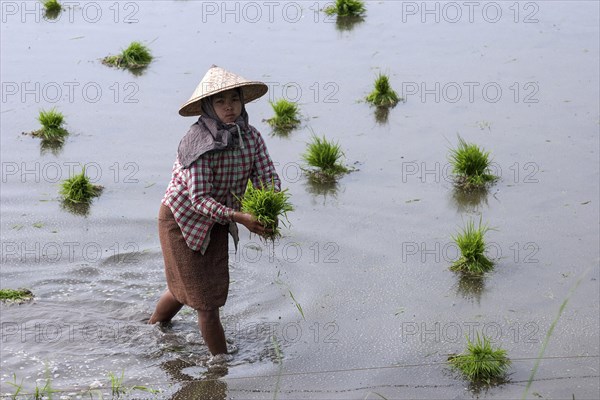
[1,1,599,398]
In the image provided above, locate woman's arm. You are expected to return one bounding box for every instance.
[187,156,234,224]
[250,128,281,191]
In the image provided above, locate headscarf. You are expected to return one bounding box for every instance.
[177,88,249,168]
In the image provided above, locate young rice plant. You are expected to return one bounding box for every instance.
[103,41,153,69]
[42,0,61,13]
[0,288,34,303]
[302,135,349,183]
[239,181,293,241]
[60,168,102,204]
[450,218,494,274]
[324,0,366,17]
[449,136,497,189]
[35,108,68,141]
[366,74,401,108]
[267,99,301,131]
[449,333,511,384]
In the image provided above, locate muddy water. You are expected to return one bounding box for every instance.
[1,1,598,399]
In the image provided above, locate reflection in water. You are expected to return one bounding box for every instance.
[127,66,149,77]
[269,126,295,138]
[335,15,365,31]
[450,186,490,213]
[44,9,61,20]
[304,178,340,204]
[467,376,510,397]
[454,273,486,304]
[161,358,228,400]
[61,199,92,216]
[374,106,390,125]
[40,138,65,156]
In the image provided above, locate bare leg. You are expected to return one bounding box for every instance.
[149,290,183,324]
[198,309,227,355]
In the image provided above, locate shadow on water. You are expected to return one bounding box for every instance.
[453,273,487,304]
[335,15,365,31]
[161,358,228,400]
[450,186,491,214]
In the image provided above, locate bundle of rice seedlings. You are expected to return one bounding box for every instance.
[103,41,153,69]
[366,74,401,108]
[34,108,68,142]
[59,168,102,204]
[302,135,349,183]
[266,99,301,131]
[450,218,494,274]
[324,0,366,17]
[42,0,61,13]
[0,288,34,303]
[448,333,511,384]
[239,181,293,241]
[449,136,497,189]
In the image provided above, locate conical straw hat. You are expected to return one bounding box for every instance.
[179,65,268,116]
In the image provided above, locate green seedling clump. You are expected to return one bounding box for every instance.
[42,0,61,13]
[366,74,401,108]
[303,135,349,183]
[267,99,301,131]
[103,41,153,69]
[34,108,68,141]
[449,333,511,384]
[324,0,366,17]
[239,181,293,241]
[450,219,494,274]
[449,136,497,189]
[0,288,34,304]
[60,168,102,204]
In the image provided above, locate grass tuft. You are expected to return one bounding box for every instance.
[450,218,494,275]
[366,74,401,108]
[448,333,511,384]
[103,41,153,70]
[59,168,102,204]
[6,373,24,399]
[34,108,68,141]
[302,135,349,183]
[324,0,366,17]
[42,0,61,13]
[267,99,301,131]
[0,288,34,303]
[288,290,305,320]
[109,370,126,397]
[449,136,497,189]
[522,270,589,399]
[239,181,293,241]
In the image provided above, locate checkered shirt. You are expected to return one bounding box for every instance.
[162,125,281,254]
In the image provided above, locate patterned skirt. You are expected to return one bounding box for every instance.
[158,204,229,310]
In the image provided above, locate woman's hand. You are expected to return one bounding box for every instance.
[233,212,273,236]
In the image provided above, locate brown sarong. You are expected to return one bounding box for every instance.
[158,204,229,310]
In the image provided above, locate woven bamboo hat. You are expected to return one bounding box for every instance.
[179,65,268,116]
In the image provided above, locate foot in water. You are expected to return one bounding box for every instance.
[207,353,233,373]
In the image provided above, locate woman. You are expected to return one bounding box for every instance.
[149,65,281,357]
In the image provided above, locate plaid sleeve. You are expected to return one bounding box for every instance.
[250,128,281,191]
[187,156,234,224]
